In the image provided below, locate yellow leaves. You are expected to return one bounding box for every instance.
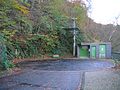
[2,29,17,38]
[13,0,29,14]
[0,0,4,3]
[0,0,29,14]
[14,5,29,14]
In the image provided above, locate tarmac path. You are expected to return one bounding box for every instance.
[0,59,114,90]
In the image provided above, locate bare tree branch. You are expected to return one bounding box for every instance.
[109,14,120,41]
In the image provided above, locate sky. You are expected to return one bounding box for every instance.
[87,0,120,25]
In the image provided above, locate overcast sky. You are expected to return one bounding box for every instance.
[87,0,120,25]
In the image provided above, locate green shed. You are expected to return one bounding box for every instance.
[77,42,111,59]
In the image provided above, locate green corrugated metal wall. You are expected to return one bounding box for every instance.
[80,47,89,57]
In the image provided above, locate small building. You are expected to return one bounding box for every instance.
[77,42,111,59]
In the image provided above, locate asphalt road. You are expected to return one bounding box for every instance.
[0,59,114,90]
[18,59,114,71]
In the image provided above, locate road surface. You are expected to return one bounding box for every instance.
[0,59,114,90]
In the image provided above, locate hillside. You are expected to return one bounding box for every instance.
[0,0,87,64]
[84,18,120,52]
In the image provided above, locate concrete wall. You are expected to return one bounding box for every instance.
[106,43,111,58]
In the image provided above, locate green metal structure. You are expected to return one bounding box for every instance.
[91,46,96,58]
[99,45,106,58]
[77,42,111,59]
